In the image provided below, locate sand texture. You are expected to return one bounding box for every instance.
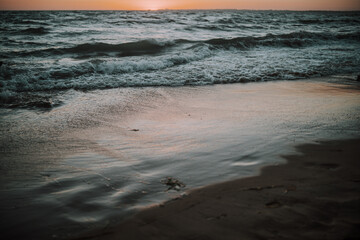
[77,139,360,240]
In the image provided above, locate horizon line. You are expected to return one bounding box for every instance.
[1,8,360,11]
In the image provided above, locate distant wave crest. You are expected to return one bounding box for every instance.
[8,31,360,58]
[65,39,175,56]
[298,18,360,24]
[19,27,49,35]
[205,31,360,49]
[15,39,192,58]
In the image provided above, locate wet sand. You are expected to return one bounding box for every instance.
[1,76,360,240]
[77,138,360,240]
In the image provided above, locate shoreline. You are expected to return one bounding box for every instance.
[76,138,360,240]
[1,76,360,240]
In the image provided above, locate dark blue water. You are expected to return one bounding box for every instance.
[0,10,360,108]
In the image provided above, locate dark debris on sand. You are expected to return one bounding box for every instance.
[161,177,186,191]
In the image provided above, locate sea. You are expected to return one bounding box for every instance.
[0,10,359,107]
[0,10,360,239]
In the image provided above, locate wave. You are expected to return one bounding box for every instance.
[46,48,212,80]
[18,27,49,35]
[9,31,359,59]
[216,18,237,24]
[191,25,235,31]
[205,31,360,49]
[122,19,176,25]
[15,39,192,58]
[14,20,50,25]
[65,40,175,56]
[87,47,211,74]
[298,19,360,24]
[0,45,213,95]
[1,46,359,107]
[59,30,103,37]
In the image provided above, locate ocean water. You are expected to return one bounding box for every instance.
[1,10,360,240]
[0,10,360,107]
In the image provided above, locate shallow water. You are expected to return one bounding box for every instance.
[1,77,359,239]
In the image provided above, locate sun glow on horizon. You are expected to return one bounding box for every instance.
[138,0,164,11]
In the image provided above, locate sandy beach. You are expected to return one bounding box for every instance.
[1,76,360,240]
[76,138,360,240]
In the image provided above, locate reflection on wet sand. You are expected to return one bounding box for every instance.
[1,76,359,239]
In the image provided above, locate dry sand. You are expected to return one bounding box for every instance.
[76,138,360,240]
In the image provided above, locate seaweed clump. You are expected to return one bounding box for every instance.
[161,177,186,191]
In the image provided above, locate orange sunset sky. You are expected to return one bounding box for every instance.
[0,0,359,11]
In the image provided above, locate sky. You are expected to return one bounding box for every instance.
[0,0,359,11]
